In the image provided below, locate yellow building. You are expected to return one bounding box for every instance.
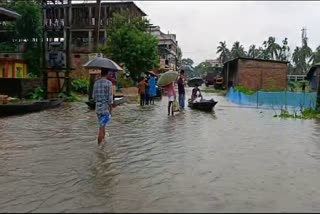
[0,58,27,78]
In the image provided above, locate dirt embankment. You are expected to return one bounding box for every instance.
[118,87,139,104]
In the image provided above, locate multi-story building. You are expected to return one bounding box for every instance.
[0,1,147,78]
[205,58,223,67]
[149,25,178,71]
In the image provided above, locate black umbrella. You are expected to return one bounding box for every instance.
[83,57,123,71]
[188,77,204,87]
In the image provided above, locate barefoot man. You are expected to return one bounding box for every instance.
[92,68,114,145]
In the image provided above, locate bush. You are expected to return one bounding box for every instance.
[117,72,134,88]
[58,92,79,102]
[71,78,89,94]
[27,87,44,100]
[234,86,255,95]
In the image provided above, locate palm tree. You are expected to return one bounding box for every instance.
[257,46,269,60]
[279,38,290,61]
[292,44,313,74]
[248,45,260,58]
[264,37,281,60]
[230,41,245,59]
[216,41,231,63]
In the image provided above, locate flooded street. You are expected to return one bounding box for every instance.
[1,90,320,212]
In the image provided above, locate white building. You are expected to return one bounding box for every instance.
[149,25,178,71]
[205,58,223,67]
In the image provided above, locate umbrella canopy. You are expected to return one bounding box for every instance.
[0,7,21,21]
[83,57,123,71]
[146,70,158,76]
[157,70,179,87]
[188,77,204,87]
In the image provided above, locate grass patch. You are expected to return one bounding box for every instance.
[274,108,320,119]
[234,86,255,95]
[202,88,226,94]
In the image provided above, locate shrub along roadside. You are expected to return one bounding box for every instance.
[71,78,89,94]
[274,108,320,119]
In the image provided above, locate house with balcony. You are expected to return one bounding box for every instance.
[149,25,179,71]
[0,1,147,79]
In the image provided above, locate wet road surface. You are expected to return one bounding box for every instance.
[1,90,320,212]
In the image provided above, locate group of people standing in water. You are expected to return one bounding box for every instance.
[137,73,157,106]
[137,69,203,117]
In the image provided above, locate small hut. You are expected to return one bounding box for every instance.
[306,63,320,91]
[223,57,288,91]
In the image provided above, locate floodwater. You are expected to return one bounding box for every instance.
[1,89,320,213]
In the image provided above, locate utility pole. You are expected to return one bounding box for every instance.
[65,0,72,96]
[94,0,101,51]
[41,0,48,99]
[301,27,307,46]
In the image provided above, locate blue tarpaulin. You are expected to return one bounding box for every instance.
[227,87,317,110]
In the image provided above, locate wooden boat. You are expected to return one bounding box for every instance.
[86,96,126,110]
[0,98,63,117]
[188,98,218,112]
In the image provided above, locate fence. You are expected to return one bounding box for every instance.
[226,87,317,110]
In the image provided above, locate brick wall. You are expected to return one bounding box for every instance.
[0,78,42,98]
[238,59,287,91]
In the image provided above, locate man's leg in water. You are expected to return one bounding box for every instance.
[98,127,104,145]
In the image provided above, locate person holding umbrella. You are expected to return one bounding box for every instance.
[84,57,122,146]
[92,68,114,145]
[163,81,177,116]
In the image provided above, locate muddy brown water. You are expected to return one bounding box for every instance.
[1,90,320,212]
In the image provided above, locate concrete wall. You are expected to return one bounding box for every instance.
[238,59,287,91]
[0,78,42,98]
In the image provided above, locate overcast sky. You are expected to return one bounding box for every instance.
[135,1,320,65]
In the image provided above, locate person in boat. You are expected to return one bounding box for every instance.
[191,84,203,103]
[92,68,113,146]
[163,81,177,116]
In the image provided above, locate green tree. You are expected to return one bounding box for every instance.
[195,61,222,77]
[181,58,194,66]
[263,36,281,60]
[230,41,246,59]
[12,1,42,47]
[292,38,313,74]
[247,45,260,58]
[279,38,290,61]
[1,0,43,76]
[100,12,159,82]
[216,41,230,63]
[257,46,270,60]
[309,45,320,65]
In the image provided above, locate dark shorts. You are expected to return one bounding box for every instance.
[97,112,111,128]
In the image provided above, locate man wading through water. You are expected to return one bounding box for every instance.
[92,68,114,145]
[177,69,186,110]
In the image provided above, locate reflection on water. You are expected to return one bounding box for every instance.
[1,91,320,212]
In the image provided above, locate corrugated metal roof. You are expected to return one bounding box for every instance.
[224,57,289,65]
[0,7,21,21]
